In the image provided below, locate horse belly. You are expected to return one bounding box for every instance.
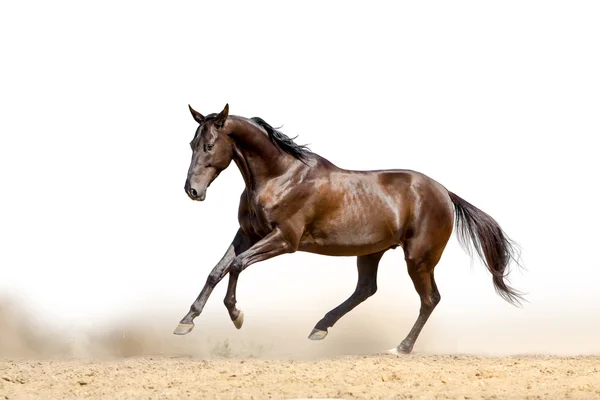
[299,209,403,257]
[298,171,413,256]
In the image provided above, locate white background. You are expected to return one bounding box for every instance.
[1,1,599,355]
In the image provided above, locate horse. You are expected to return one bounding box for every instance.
[174,103,524,354]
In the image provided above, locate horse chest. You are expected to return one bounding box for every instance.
[239,195,277,238]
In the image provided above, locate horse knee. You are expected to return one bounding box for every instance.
[230,257,243,274]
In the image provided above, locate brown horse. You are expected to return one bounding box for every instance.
[175,103,524,354]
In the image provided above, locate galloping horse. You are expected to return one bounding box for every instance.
[175,103,523,354]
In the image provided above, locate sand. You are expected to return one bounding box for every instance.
[2,296,600,399]
[2,354,600,399]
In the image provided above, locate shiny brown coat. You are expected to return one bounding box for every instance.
[176,104,524,354]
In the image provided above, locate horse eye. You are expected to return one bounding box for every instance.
[206,144,214,151]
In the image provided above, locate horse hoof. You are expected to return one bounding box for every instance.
[233,311,244,330]
[173,323,195,335]
[386,347,401,355]
[308,328,328,340]
[386,345,412,355]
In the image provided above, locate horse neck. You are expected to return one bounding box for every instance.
[228,117,294,190]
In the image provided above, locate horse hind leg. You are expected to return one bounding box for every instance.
[308,250,385,340]
[388,231,449,355]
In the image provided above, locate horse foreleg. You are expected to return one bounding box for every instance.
[223,228,295,327]
[223,270,245,329]
[308,250,385,340]
[229,227,294,273]
[173,229,251,335]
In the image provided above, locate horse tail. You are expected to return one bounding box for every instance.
[448,191,525,306]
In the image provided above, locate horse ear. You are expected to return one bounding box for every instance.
[214,103,229,128]
[188,104,205,124]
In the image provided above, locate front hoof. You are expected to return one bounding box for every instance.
[233,311,244,330]
[308,328,328,340]
[173,323,195,335]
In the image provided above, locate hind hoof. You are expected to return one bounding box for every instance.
[308,328,328,340]
[386,344,412,355]
[173,323,195,335]
[233,311,244,330]
[386,347,402,355]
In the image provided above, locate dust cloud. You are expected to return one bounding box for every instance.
[0,294,409,360]
[1,284,599,361]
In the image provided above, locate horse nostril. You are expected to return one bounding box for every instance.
[190,188,198,197]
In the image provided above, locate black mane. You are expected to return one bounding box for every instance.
[250,117,312,163]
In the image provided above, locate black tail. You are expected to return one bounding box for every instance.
[448,191,525,306]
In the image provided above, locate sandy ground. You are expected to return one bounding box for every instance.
[3,297,600,399]
[1,354,600,399]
